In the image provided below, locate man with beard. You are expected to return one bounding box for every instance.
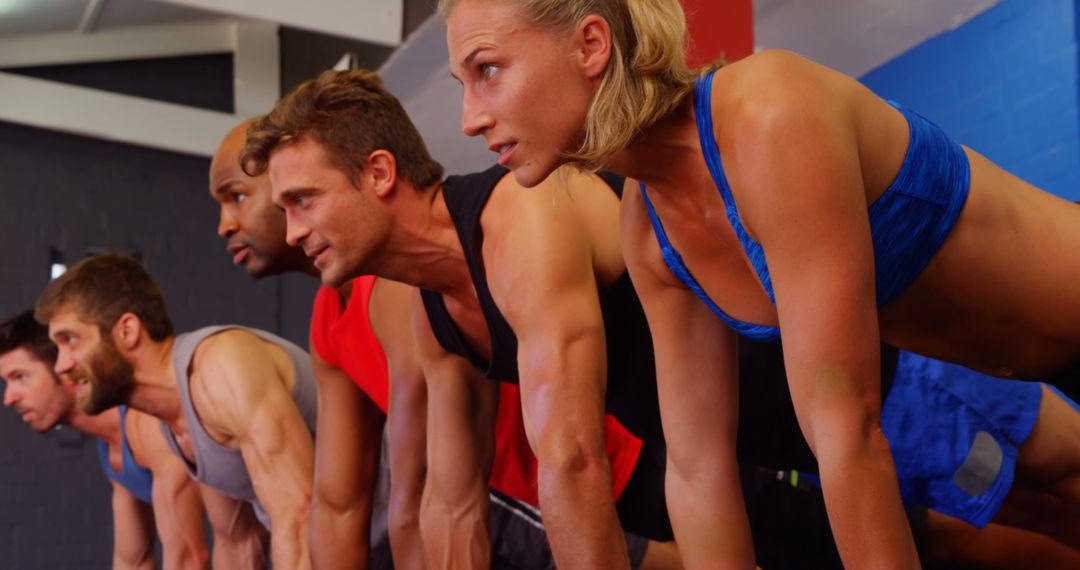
[210,119,673,568]
[34,254,319,570]
[0,310,214,570]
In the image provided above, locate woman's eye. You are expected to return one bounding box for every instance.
[232,193,247,204]
[480,63,498,80]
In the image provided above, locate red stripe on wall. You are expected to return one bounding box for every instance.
[682,0,754,67]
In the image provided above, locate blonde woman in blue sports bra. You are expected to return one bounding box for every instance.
[441,0,1080,568]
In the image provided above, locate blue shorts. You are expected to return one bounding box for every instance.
[881,352,1043,527]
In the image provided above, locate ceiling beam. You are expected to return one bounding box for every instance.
[155,0,402,46]
[232,21,280,117]
[0,71,240,158]
[0,20,236,68]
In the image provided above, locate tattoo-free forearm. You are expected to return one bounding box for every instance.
[519,329,629,569]
[813,413,920,569]
[268,510,312,570]
[536,446,629,569]
[310,492,373,569]
[420,480,491,569]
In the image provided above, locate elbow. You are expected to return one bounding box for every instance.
[388,505,422,555]
[388,508,420,539]
[388,482,423,536]
[269,491,313,536]
[535,435,609,497]
[162,543,209,570]
[309,490,339,522]
[804,404,892,470]
[295,489,314,520]
[666,430,739,486]
[296,493,314,530]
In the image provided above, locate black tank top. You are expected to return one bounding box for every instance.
[420,165,664,445]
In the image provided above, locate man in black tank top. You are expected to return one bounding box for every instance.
[212,119,638,570]
[244,70,683,569]
[34,254,318,570]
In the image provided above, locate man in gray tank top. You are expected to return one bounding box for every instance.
[35,253,319,570]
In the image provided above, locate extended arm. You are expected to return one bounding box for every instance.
[110,480,156,570]
[488,171,627,569]
[309,338,385,569]
[199,485,268,570]
[622,184,754,568]
[412,296,499,569]
[127,410,209,569]
[192,331,316,570]
[370,279,429,570]
[725,68,917,568]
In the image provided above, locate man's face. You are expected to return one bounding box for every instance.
[48,306,135,415]
[209,123,310,278]
[0,347,74,432]
[268,137,392,287]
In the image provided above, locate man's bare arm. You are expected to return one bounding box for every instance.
[488,170,628,569]
[191,330,315,570]
[126,409,209,569]
[370,279,429,570]
[309,338,385,569]
[412,295,499,569]
[110,480,156,570]
[199,485,267,570]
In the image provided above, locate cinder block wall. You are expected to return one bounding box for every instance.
[861,0,1080,201]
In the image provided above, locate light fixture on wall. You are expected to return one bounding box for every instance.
[48,247,66,281]
[48,247,145,282]
[333,52,360,71]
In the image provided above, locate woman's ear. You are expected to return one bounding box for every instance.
[578,14,614,79]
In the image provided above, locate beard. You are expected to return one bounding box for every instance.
[77,337,136,415]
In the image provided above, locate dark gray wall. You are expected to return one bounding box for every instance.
[9,54,235,112]
[0,423,112,569]
[0,54,317,567]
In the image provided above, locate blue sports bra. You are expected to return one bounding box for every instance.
[640,68,970,342]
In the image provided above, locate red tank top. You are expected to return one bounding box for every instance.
[310,277,642,505]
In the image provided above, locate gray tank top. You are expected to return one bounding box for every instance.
[160,325,318,528]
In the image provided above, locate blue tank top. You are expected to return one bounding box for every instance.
[640,69,970,342]
[97,405,154,504]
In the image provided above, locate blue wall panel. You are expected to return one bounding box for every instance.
[861,0,1080,200]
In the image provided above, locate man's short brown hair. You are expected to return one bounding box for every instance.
[0,310,59,368]
[242,69,444,191]
[34,253,174,341]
